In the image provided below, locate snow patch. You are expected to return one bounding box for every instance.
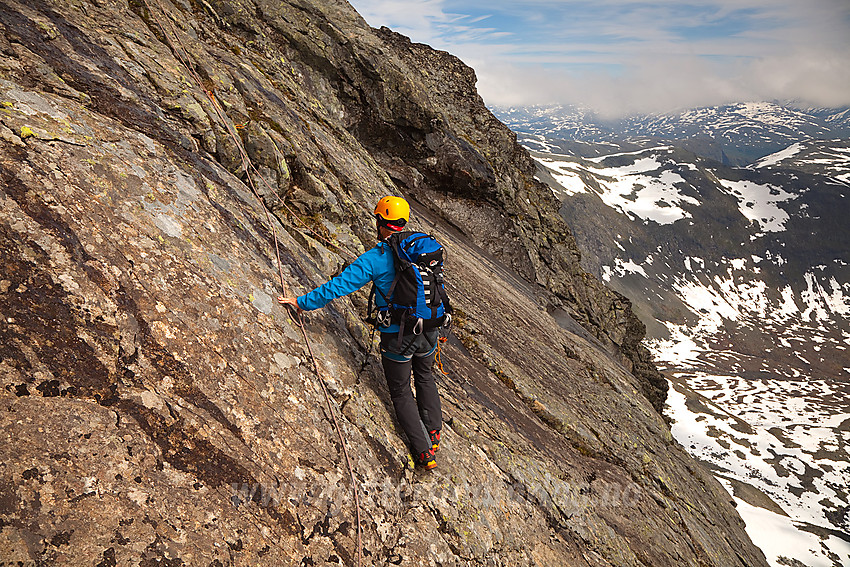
[672,269,769,329]
[647,323,703,367]
[778,286,800,317]
[800,272,850,321]
[729,493,850,567]
[683,256,704,272]
[536,157,589,196]
[534,154,699,225]
[585,146,673,162]
[717,179,794,232]
[665,379,850,567]
[601,258,648,282]
[754,142,805,168]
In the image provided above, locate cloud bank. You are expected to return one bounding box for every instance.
[348,0,850,116]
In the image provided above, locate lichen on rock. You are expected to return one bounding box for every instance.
[0,0,764,565]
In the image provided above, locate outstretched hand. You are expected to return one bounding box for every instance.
[278,296,302,315]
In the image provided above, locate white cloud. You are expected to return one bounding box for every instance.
[348,0,850,115]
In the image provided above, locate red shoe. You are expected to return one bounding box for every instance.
[417,448,437,470]
[429,429,441,453]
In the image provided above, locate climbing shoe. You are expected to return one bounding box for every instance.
[417,448,437,470]
[429,429,441,453]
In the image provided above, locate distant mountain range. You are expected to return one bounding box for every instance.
[494,102,850,567]
[493,102,850,166]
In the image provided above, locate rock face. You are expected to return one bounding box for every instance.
[0,1,764,565]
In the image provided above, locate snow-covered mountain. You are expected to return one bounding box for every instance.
[516,116,850,566]
[753,139,850,184]
[493,102,850,166]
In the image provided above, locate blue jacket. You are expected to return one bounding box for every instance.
[297,242,399,332]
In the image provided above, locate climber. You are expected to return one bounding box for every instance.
[278,196,443,470]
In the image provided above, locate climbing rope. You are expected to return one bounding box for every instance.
[139,1,364,564]
[435,335,450,377]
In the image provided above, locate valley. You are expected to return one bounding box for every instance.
[494,104,850,567]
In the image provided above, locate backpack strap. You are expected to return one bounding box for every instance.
[366,284,377,324]
[385,232,411,302]
[438,284,451,313]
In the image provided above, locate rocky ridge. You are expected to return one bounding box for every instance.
[1,0,764,565]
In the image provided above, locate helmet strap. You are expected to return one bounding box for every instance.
[375,215,405,232]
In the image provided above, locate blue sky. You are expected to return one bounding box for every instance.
[347,0,850,116]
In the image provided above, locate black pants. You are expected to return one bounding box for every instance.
[380,329,442,455]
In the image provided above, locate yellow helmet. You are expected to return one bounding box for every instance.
[373,196,410,230]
